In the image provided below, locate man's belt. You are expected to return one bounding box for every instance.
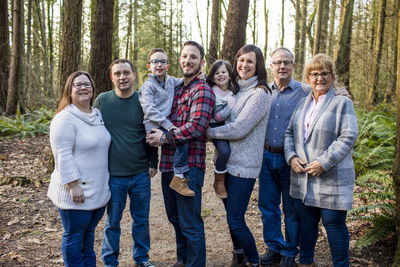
[264,144,284,153]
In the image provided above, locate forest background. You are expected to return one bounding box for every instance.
[1,0,400,266]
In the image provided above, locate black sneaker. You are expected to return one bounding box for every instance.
[279,255,296,267]
[260,249,281,265]
[135,262,155,267]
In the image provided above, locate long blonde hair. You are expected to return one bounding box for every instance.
[56,71,96,114]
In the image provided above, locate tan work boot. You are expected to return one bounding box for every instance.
[213,172,227,198]
[169,175,195,196]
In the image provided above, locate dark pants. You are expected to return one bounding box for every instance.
[225,174,259,264]
[293,198,349,266]
[161,168,206,267]
[210,122,231,172]
[59,207,106,267]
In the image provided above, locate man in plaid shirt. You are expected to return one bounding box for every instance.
[147,41,215,267]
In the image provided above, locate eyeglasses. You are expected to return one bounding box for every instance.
[73,82,92,89]
[308,72,331,80]
[149,59,168,65]
[271,60,293,66]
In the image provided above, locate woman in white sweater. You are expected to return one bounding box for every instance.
[207,45,271,267]
[48,71,111,267]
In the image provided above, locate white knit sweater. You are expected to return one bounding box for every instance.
[207,76,271,178]
[47,104,111,210]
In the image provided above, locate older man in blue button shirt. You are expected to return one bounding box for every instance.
[259,47,309,267]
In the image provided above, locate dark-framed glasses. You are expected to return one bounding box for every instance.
[72,82,92,89]
[271,60,293,66]
[309,72,331,80]
[150,59,168,65]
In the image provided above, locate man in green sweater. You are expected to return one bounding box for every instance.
[94,59,158,267]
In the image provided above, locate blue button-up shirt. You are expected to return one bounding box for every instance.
[265,78,310,148]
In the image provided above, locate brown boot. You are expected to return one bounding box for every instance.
[169,175,195,196]
[230,252,247,267]
[213,172,227,198]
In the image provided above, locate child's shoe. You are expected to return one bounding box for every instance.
[213,172,227,198]
[169,175,195,196]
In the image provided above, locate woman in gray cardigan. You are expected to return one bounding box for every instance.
[207,45,271,267]
[284,54,358,267]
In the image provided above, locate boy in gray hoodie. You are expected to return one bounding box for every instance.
[139,48,194,196]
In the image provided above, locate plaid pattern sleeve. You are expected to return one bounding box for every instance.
[159,78,215,172]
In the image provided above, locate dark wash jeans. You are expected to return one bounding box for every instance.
[101,172,151,266]
[59,206,106,267]
[161,168,206,267]
[225,174,259,264]
[293,198,349,266]
[209,122,231,172]
[258,150,299,257]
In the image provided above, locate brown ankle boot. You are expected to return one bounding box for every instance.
[213,172,227,198]
[230,252,247,267]
[169,176,195,196]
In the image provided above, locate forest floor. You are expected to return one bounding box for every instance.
[0,135,396,267]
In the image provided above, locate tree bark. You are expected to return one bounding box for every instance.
[58,0,82,101]
[207,0,220,68]
[89,0,114,94]
[333,0,355,92]
[367,0,386,105]
[281,0,284,46]
[6,0,24,115]
[297,0,307,79]
[313,0,323,55]
[0,0,10,112]
[220,0,250,66]
[264,0,268,58]
[293,0,300,76]
[326,0,336,56]
[113,0,119,60]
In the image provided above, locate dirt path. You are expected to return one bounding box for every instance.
[0,136,395,266]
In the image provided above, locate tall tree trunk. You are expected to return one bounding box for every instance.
[326,0,336,56]
[307,6,315,56]
[297,0,307,78]
[252,0,256,44]
[220,0,250,65]
[264,0,268,58]
[24,0,32,109]
[313,0,323,55]
[133,0,138,67]
[36,0,49,98]
[391,0,400,101]
[6,0,24,115]
[0,0,10,112]
[113,0,119,60]
[319,0,329,53]
[293,0,300,76]
[195,1,204,49]
[281,0,284,46]
[58,0,83,101]
[393,8,400,267]
[368,0,386,105]
[125,0,132,59]
[207,0,220,68]
[47,0,54,97]
[333,0,355,92]
[89,0,114,94]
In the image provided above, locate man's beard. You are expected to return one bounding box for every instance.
[180,63,202,77]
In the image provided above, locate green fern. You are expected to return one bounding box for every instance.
[354,214,395,249]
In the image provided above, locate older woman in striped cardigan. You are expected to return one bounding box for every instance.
[284,54,358,267]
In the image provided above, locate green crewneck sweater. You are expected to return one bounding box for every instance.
[94,90,158,176]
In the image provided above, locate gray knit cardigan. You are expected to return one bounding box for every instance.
[207,76,271,179]
[284,87,358,210]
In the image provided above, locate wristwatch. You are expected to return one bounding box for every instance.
[159,133,165,145]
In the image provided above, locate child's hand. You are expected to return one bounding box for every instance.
[197,72,206,80]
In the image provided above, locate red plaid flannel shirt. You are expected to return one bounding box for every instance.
[160,77,215,172]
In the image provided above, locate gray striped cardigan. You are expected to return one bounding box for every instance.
[284,87,358,210]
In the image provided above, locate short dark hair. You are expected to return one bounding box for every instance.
[183,40,205,60]
[232,44,270,93]
[147,48,168,63]
[109,58,135,75]
[206,60,239,94]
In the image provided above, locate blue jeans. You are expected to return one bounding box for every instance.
[174,142,189,175]
[210,122,231,172]
[226,174,259,264]
[293,199,349,266]
[59,206,106,267]
[101,172,151,266]
[258,150,299,257]
[161,168,206,267]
